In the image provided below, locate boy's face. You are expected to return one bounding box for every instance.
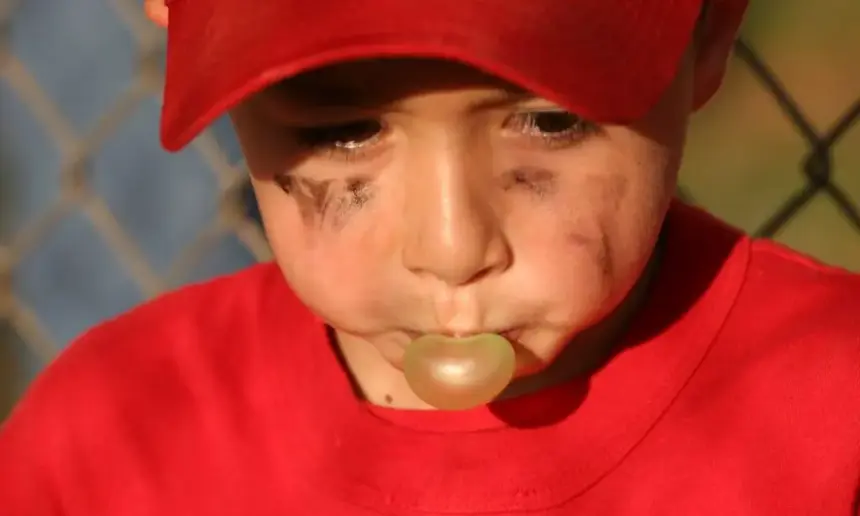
[142,0,740,407]
[227,52,708,405]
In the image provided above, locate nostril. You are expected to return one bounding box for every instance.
[464,264,494,285]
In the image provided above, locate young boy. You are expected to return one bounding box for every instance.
[2,0,859,513]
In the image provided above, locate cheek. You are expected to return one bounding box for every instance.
[278,239,388,330]
[257,185,397,327]
[281,255,372,326]
[504,138,676,323]
[504,200,615,327]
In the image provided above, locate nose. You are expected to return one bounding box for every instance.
[401,142,511,286]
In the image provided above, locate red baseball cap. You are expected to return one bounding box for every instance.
[160,0,747,152]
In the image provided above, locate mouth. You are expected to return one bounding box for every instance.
[405,328,523,343]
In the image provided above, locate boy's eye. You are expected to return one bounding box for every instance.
[295,119,384,151]
[504,110,596,147]
[524,112,581,134]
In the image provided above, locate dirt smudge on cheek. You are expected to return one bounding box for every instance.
[275,173,375,230]
[500,166,559,200]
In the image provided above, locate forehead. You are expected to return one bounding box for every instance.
[264,58,530,108]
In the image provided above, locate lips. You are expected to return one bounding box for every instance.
[407,328,523,342]
[500,329,523,343]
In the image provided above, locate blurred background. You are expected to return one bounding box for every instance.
[1,0,858,421]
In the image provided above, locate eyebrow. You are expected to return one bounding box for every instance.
[466,90,534,112]
[261,54,561,113]
[295,85,371,107]
[271,80,388,110]
[269,78,534,113]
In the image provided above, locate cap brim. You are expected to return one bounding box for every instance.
[162,0,709,152]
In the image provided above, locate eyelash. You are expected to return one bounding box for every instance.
[503,111,598,149]
[292,110,598,161]
[293,120,384,162]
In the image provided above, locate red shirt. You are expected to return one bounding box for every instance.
[2,203,859,515]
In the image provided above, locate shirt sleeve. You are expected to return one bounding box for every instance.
[0,396,67,515]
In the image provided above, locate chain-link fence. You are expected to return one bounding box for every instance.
[688,40,860,238]
[1,0,859,417]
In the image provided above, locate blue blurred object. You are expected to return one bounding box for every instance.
[0,0,259,395]
[243,182,264,227]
